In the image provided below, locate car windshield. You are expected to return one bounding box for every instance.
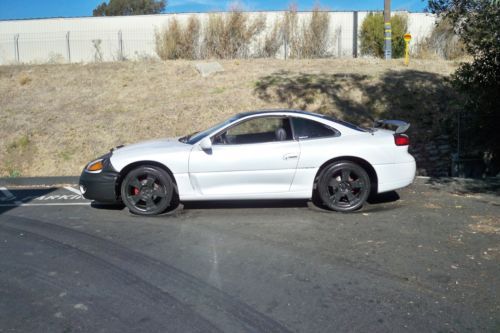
[179,115,240,144]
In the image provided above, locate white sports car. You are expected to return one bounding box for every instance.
[79,110,416,215]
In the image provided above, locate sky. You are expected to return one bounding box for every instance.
[0,0,427,21]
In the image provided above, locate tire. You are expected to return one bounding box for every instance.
[317,161,371,212]
[120,165,174,216]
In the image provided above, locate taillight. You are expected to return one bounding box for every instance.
[394,134,410,146]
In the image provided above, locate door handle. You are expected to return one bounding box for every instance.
[283,153,298,160]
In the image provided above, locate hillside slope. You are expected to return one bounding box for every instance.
[0,59,458,177]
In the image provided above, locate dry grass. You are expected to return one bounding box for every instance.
[296,8,330,58]
[155,15,201,60]
[283,4,299,57]
[155,7,331,60]
[203,10,266,59]
[18,73,32,86]
[414,18,467,60]
[469,216,500,235]
[258,18,283,58]
[282,5,330,59]
[0,58,458,177]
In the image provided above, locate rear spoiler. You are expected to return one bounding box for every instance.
[373,120,410,134]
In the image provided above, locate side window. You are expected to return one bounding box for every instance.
[291,117,339,140]
[213,117,293,145]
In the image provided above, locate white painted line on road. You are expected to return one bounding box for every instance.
[0,202,90,207]
[0,187,15,200]
[34,194,82,201]
[64,186,81,195]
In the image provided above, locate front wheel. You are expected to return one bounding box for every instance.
[120,166,174,216]
[317,161,371,212]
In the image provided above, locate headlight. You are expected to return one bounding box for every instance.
[85,159,104,173]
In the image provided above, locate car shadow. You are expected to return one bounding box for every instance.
[367,191,400,204]
[124,191,400,214]
[89,191,401,215]
[182,199,309,210]
[91,202,126,210]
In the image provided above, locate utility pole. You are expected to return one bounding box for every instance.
[384,0,392,60]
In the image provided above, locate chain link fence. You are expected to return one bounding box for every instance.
[0,11,435,64]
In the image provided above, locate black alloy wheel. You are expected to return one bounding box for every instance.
[317,161,371,212]
[120,166,174,215]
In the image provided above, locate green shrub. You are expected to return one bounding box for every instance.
[429,0,500,168]
[360,12,408,58]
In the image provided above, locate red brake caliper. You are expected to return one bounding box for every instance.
[133,187,140,195]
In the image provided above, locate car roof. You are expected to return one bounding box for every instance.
[236,109,322,118]
[235,109,368,133]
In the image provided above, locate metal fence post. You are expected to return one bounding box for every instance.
[118,30,123,61]
[352,11,358,58]
[283,32,288,60]
[14,34,20,63]
[66,31,71,63]
[337,26,342,58]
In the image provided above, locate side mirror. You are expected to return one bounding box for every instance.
[199,137,212,151]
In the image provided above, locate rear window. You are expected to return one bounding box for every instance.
[291,117,339,139]
[318,114,369,132]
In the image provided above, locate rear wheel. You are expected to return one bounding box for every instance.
[120,166,174,216]
[317,161,371,212]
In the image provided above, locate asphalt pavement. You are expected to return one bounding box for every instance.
[0,178,499,332]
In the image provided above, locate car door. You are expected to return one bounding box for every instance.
[188,116,300,196]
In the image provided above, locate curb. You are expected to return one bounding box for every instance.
[0,176,79,187]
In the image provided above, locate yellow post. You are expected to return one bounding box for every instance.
[403,33,411,66]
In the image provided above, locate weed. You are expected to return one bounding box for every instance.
[8,135,30,151]
[47,52,66,64]
[92,39,103,62]
[212,87,226,94]
[202,9,266,59]
[19,74,32,86]
[155,15,201,60]
[59,151,73,161]
[297,7,330,58]
[154,7,328,60]
[258,17,283,58]
[283,6,331,59]
[283,4,299,58]
[8,168,21,178]
[415,18,466,59]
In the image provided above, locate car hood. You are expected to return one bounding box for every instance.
[108,137,193,173]
[111,137,190,155]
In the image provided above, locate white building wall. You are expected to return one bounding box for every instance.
[0,11,436,65]
[407,12,436,51]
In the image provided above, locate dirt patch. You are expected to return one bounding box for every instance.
[469,216,500,235]
[0,58,458,177]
